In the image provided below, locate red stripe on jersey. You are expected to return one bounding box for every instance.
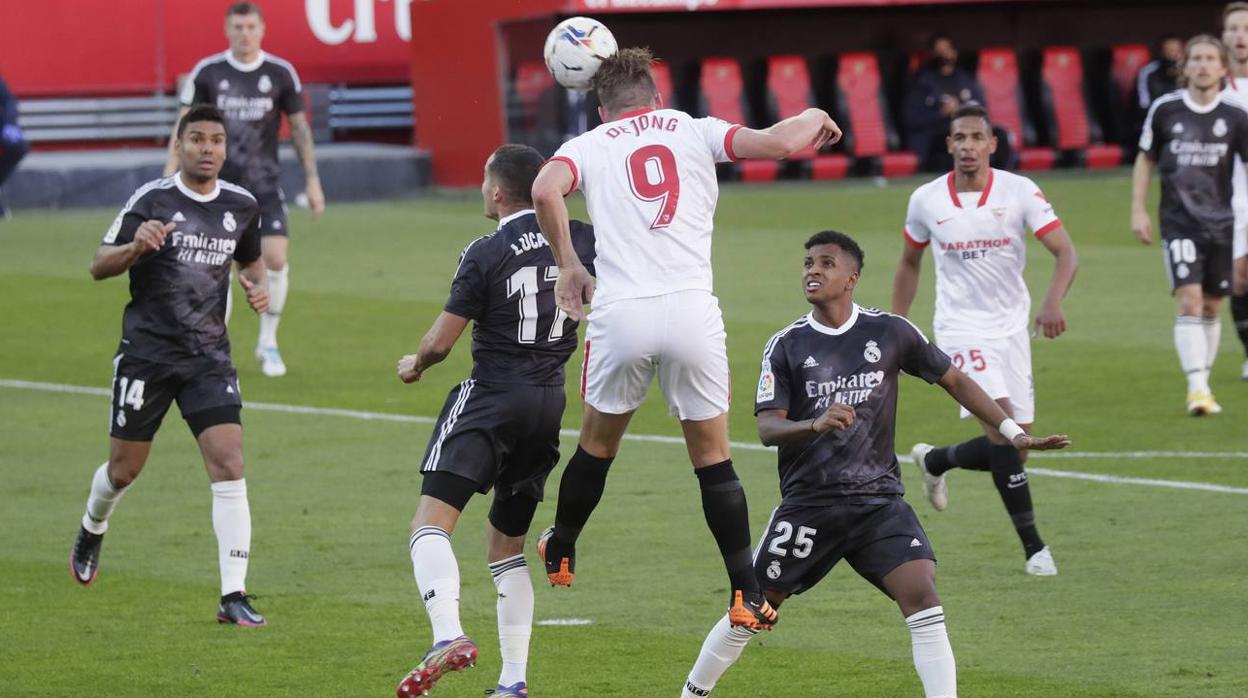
[547,156,579,197]
[580,339,591,399]
[724,124,744,162]
[1034,219,1062,238]
[945,169,994,208]
[903,227,930,248]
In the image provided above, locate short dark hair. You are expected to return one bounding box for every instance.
[177,104,226,138]
[805,230,864,272]
[950,103,992,131]
[488,144,545,205]
[592,47,660,115]
[227,2,263,19]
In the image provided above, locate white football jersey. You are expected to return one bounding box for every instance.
[1224,78,1248,222]
[551,108,739,306]
[904,169,1062,339]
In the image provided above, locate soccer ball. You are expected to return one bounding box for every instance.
[543,17,618,92]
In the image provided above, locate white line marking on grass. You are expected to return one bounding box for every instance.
[536,618,594,626]
[4,378,1246,495]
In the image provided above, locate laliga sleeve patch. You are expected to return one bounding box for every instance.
[757,361,776,402]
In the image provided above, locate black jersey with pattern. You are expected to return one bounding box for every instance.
[444,211,596,386]
[754,306,953,505]
[179,51,303,194]
[102,175,262,365]
[1140,91,1248,242]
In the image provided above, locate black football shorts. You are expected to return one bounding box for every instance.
[1162,234,1233,296]
[753,498,935,596]
[109,353,242,441]
[419,381,565,503]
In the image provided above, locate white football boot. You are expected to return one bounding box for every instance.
[910,442,947,511]
[1025,546,1058,576]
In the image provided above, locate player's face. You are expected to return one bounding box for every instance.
[933,38,957,66]
[226,12,265,57]
[1224,12,1248,64]
[1185,43,1228,90]
[481,157,501,220]
[946,117,997,175]
[177,121,227,182]
[803,244,858,304]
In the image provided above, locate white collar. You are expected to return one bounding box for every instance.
[497,208,536,228]
[1182,90,1222,114]
[225,50,265,72]
[807,304,860,335]
[175,172,221,202]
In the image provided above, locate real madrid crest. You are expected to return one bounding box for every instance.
[766,559,782,580]
[864,340,881,363]
[223,211,237,233]
[258,74,272,94]
[1214,118,1228,138]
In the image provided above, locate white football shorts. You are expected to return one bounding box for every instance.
[580,289,730,421]
[938,328,1035,424]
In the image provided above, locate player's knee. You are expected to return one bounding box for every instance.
[106,461,142,488]
[899,590,941,617]
[206,454,245,481]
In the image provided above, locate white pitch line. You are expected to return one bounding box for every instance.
[3,378,1246,496]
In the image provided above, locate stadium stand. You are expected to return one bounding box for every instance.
[652,60,676,111]
[976,48,1056,171]
[1038,46,1123,169]
[834,52,917,177]
[699,57,780,182]
[764,55,849,180]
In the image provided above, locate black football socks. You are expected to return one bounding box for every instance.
[988,444,1045,558]
[1232,293,1248,360]
[924,436,993,476]
[695,460,757,594]
[552,446,614,546]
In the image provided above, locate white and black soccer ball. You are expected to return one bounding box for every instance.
[543,16,618,92]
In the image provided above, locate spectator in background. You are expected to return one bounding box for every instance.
[0,73,30,219]
[1136,36,1184,112]
[904,35,985,172]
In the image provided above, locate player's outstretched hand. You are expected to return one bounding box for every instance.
[1131,209,1153,245]
[239,275,269,314]
[810,110,842,149]
[1011,433,1071,451]
[1033,302,1066,339]
[812,403,855,433]
[133,220,175,254]
[554,264,594,322]
[397,354,423,384]
[306,177,326,219]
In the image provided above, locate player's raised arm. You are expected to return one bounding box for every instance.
[1131,152,1156,245]
[731,108,842,161]
[533,159,593,321]
[936,366,1070,451]
[397,312,470,384]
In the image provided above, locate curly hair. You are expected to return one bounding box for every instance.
[591,47,660,114]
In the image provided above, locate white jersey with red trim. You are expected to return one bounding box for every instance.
[904,168,1062,339]
[550,107,740,306]
[1224,78,1248,237]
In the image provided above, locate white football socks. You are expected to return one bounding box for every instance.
[1175,316,1210,393]
[681,614,757,697]
[906,606,957,698]
[211,478,252,596]
[1202,316,1221,373]
[489,554,533,687]
[410,526,464,643]
[82,463,129,535]
[258,265,288,349]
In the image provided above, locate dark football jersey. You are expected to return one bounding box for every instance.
[179,51,303,194]
[444,210,596,386]
[754,306,952,505]
[102,175,262,365]
[1140,91,1248,242]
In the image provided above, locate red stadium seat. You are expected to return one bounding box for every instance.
[514,60,555,131]
[1110,44,1150,104]
[764,55,849,179]
[835,52,917,177]
[652,60,675,110]
[700,57,777,182]
[1040,46,1123,168]
[976,48,1055,171]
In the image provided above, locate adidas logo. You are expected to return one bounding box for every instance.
[802,356,819,368]
[1171,123,1184,134]
[172,211,186,222]
[910,538,923,548]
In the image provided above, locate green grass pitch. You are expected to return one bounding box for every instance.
[1,172,1246,696]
